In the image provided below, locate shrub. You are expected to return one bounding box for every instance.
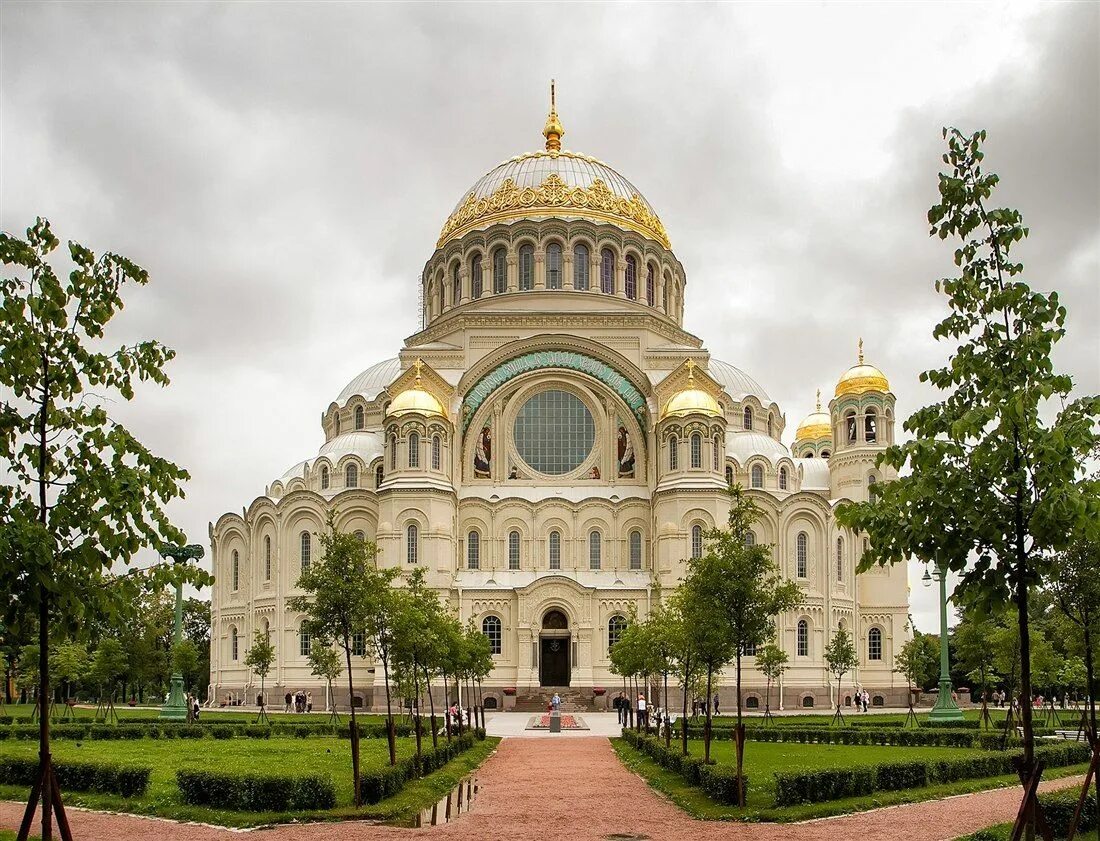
[0,756,151,797]
[176,769,336,811]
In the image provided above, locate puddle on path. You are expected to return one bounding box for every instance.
[399,775,479,827]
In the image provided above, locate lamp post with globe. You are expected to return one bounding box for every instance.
[923,553,964,722]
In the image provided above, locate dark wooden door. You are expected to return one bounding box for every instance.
[540,637,570,686]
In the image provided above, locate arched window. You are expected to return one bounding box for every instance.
[482,615,502,655]
[629,529,642,570]
[353,530,365,541]
[407,432,420,469]
[573,244,590,290]
[624,254,637,299]
[264,536,272,581]
[768,412,774,437]
[451,262,461,305]
[779,466,788,490]
[231,549,240,591]
[797,619,809,656]
[725,465,734,486]
[821,449,831,459]
[868,627,882,661]
[743,406,754,430]
[354,405,364,430]
[230,626,239,661]
[300,530,311,572]
[836,537,844,581]
[646,263,655,305]
[751,464,764,488]
[865,408,877,443]
[320,465,330,490]
[389,434,397,470]
[846,410,857,443]
[868,473,877,486]
[467,530,480,570]
[600,248,614,293]
[745,531,756,547]
[406,524,418,564]
[508,530,521,570]
[431,435,441,471]
[690,432,702,469]
[299,629,311,657]
[493,247,507,293]
[470,254,483,299]
[608,615,628,650]
[713,435,720,471]
[548,530,561,570]
[375,464,384,488]
[663,276,671,313]
[519,244,534,290]
[546,243,562,289]
[669,435,679,471]
[691,523,704,559]
[346,463,358,487]
[796,531,808,577]
[589,530,601,570]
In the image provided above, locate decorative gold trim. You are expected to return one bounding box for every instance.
[834,375,890,397]
[438,172,671,249]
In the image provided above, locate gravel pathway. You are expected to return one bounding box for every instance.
[0,738,1085,841]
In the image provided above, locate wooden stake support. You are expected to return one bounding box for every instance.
[17,757,73,841]
[1008,760,1053,841]
[1065,726,1099,841]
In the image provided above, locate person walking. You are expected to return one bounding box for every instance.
[637,694,648,732]
[306,691,313,713]
[551,692,561,712]
[713,693,720,716]
[284,691,292,713]
[862,689,870,713]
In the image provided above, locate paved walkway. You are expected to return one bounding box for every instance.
[0,737,1085,841]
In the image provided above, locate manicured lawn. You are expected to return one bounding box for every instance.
[1,702,398,726]
[611,737,1091,822]
[0,733,499,827]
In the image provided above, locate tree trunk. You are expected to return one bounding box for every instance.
[382,651,396,766]
[735,653,745,807]
[1015,547,1036,841]
[681,662,690,756]
[663,672,670,749]
[1084,618,1098,834]
[344,644,361,808]
[411,659,422,762]
[704,667,713,764]
[423,665,438,749]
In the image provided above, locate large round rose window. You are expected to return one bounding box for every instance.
[513,389,595,475]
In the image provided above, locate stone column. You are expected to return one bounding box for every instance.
[459,267,469,304]
[615,259,627,298]
[534,248,546,290]
[506,253,517,292]
[563,250,575,290]
[589,252,601,293]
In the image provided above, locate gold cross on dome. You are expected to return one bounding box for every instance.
[684,358,697,380]
[413,358,424,383]
[858,338,864,365]
[815,388,821,412]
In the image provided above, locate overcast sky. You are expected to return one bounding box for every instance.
[2,2,1097,633]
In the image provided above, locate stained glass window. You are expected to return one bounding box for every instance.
[513,390,594,475]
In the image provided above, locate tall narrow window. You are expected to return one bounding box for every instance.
[846,411,857,442]
[354,405,365,430]
[375,465,384,488]
[690,433,702,469]
[351,633,365,657]
[743,406,754,430]
[519,244,534,290]
[334,414,340,435]
[691,524,703,559]
[231,550,240,591]
[508,530,521,570]
[837,536,844,581]
[796,531,808,577]
[299,630,311,657]
[713,435,720,471]
[431,435,441,470]
[470,254,483,298]
[646,263,655,305]
[725,465,734,486]
[452,263,461,305]
[600,248,614,293]
[768,412,775,437]
[573,244,589,290]
[865,408,878,443]
[779,466,789,490]
[264,536,272,581]
[751,464,764,488]
[467,531,480,570]
[624,254,637,299]
[868,627,882,661]
[589,530,601,570]
[230,627,239,661]
[406,524,418,564]
[345,463,358,487]
[669,435,679,471]
[548,530,561,570]
[320,465,330,490]
[663,277,671,312]
[389,434,397,470]
[482,616,502,655]
[629,530,642,570]
[608,615,627,650]
[300,531,311,572]
[745,531,756,547]
[493,247,507,293]
[407,432,419,469]
[546,243,562,289]
[797,619,809,656]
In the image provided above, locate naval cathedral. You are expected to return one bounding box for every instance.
[209,92,910,711]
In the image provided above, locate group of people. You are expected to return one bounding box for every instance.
[691,694,721,717]
[611,692,677,735]
[283,690,313,713]
[851,688,871,712]
[183,693,202,722]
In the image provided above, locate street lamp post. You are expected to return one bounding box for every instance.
[923,553,964,723]
[159,544,205,721]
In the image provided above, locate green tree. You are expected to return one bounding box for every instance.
[896,635,938,722]
[755,643,788,720]
[823,627,858,724]
[391,568,440,756]
[0,218,204,840]
[87,639,128,717]
[835,130,1099,837]
[307,642,343,723]
[171,639,201,695]
[645,595,680,748]
[243,628,275,720]
[49,642,88,706]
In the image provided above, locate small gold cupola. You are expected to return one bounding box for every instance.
[835,338,890,398]
[662,359,722,420]
[795,389,832,442]
[542,79,565,153]
[386,359,447,419]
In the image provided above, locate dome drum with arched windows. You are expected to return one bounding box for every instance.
[210,87,909,712]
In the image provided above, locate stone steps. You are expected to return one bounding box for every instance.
[514,688,597,713]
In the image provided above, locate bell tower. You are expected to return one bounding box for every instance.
[828,339,896,502]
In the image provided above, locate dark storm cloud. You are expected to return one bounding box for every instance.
[2,2,1096,629]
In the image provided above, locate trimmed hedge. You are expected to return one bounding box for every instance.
[773,742,1090,806]
[620,729,748,805]
[177,768,336,811]
[360,729,486,804]
[748,726,978,748]
[959,788,1096,840]
[0,756,151,797]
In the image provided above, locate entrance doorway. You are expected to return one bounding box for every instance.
[539,609,571,687]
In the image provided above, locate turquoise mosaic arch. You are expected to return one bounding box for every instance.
[461,350,648,433]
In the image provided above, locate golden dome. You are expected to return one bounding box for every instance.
[385,360,447,419]
[835,339,890,398]
[661,360,722,420]
[795,389,832,442]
